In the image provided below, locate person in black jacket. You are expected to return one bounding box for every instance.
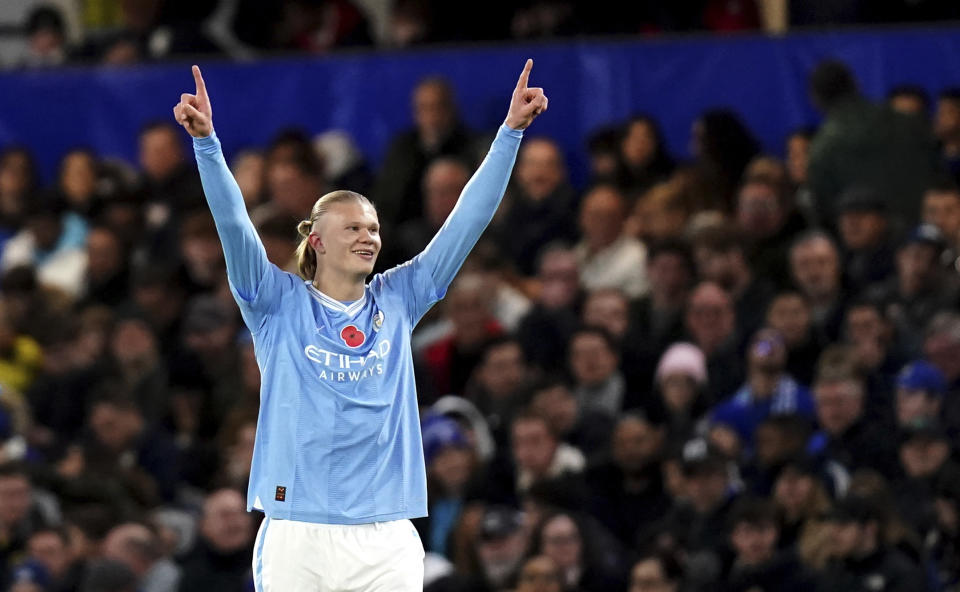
[178,488,254,592]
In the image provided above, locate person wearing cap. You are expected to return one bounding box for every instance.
[867,223,960,355]
[836,187,896,288]
[650,437,737,585]
[709,328,814,455]
[817,496,925,592]
[416,415,478,558]
[653,342,711,445]
[424,505,528,592]
[894,419,957,535]
[895,360,947,428]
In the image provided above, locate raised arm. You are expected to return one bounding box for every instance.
[174,66,272,305]
[418,59,549,291]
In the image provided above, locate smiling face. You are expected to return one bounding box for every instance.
[309,199,381,281]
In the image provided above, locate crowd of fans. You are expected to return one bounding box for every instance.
[2,50,960,591]
[4,0,960,69]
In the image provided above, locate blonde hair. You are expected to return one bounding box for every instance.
[295,190,375,281]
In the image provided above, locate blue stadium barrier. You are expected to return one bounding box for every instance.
[2,26,960,188]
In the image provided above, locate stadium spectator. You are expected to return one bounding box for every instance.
[381,157,471,269]
[724,497,812,591]
[921,181,960,266]
[735,175,805,289]
[102,522,180,592]
[835,187,896,288]
[575,184,648,298]
[515,243,581,364]
[894,360,946,428]
[464,337,532,445]
[510,411,585,498]
[771,456,833,549]
[628,552,683,592]
[25,527,82,591]
[495,138,577,275]
[684,281,743,404]
[690,109,760,212]
[568,326,626,419]
[789,231,846,343]
[178,488,254,592]
[373,77,475,227]
[616,115,675,197]
[935,89,960,184]
[528,512,626,591]
[513,554,563,592]
[16,7,68,69]
[806,59,941,227]
[887,84,931,118]
[81,225,129,308]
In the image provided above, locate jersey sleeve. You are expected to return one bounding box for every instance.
[193,132,286,332]
[377,124,523,326]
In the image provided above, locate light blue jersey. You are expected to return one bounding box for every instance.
[194,124,523,524]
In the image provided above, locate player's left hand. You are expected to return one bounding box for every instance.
[505,59,548,131]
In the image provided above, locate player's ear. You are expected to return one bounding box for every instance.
[308,232,325,254]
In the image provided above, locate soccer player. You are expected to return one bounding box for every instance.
[173,61,547,590]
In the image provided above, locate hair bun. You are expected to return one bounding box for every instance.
[297,219,312,237]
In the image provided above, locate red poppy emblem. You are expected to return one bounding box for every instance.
[340,325,365,348]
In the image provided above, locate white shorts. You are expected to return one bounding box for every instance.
[252,517,425,592]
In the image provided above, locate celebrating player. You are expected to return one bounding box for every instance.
[173,60,547,590]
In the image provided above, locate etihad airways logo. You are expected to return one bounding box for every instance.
[303,340,391,382]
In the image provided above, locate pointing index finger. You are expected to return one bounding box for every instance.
[515,59,533,92]
[192,65,207,101]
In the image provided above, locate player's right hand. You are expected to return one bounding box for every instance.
[174,65,213,138]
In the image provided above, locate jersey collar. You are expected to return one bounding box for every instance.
[304,281,367,316]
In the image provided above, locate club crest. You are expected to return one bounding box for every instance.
[373,310,384,332]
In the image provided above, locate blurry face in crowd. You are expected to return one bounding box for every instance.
[730,521,778,566]
[478,529,527,586]
[647,251,691,303]
[896,242,938,296]
[838,210,887,251]
[430,446,474,492]
[622,120,657,168]
[925,329,960,381]
[786,134,810,185]
[413,81,455,147]
[685,467,728,514]
[477,342,526,398]
[935,98,960,141]
[139,127,183,181]
[0,474,32,528]
[27,213,61,251]
[814,379,864,436]
[568,332,618,386]
[895,388,940,427]
[579,186,626,251]
[659,374,698,415]
[232,151,265,207]
[790,236,840,302]
[540,515,582,573]
[201,489,253,553]
[737,182,783,239]
[900,436,950,478]
[766,293,811,347]
[103,523,154,575]
[516,555,563,592]
[631,186,689,243]
[530,385,578,436]
[444,276,491,345]
[512,417,557,477]
[517,139,565,202]
[111,318,157,369]
[28,531,71,579]
[697,246,748,294]
[423,160,468,228]
[312,199,381,280]
[89,402,142,451]
[267,161,320,216]
[582,289,629,339]
[923,189,960,241]
[612,416,663,474]
[0,150,32,199]
[685,283,735,354]
[828,521,867,558]
[537,249,580,310]
[890,93,927,116]
[60,150,97,206]
[86,227,123,283]
[630,558,677,592]
[844,305,887,349]
[773,468,815,517]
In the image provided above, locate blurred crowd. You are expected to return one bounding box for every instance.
[4,0,960,69]
[2,52,960,592]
